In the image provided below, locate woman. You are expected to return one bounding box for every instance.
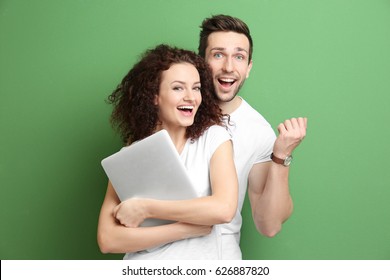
[97,44,238,259]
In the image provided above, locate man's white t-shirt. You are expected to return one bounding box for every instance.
[221,97,276,259]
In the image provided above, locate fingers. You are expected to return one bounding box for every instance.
[278,117,307,140]
[277,122,287,134]
[274,117,307,157]
[112,204,120,218]
[280,117,307,130]
[299,117,307,138]
[112,202,128,225]
[299,117,308,129]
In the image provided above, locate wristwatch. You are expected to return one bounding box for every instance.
[271,153,293,167]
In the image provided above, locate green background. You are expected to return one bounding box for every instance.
[1,0,389,260]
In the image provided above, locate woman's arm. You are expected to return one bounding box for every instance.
[114,140,238,227]
[97,182,212,254]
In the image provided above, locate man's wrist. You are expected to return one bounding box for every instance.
[271,153,293,167]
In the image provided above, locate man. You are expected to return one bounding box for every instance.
[198,14,307,259]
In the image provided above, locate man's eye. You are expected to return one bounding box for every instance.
[236,55,245,60]
[214,53,223,58]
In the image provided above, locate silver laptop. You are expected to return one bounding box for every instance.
[101,129,197,227]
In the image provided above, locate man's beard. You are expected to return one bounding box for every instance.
[216,79,245,103]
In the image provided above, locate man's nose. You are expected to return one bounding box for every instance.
[222,57,234,72]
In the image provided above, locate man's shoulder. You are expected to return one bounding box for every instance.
[234,98,272,127]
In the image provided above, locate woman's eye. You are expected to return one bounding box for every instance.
[193,86,201,91]
[173,86,183,91]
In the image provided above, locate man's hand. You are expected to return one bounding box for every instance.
[273,117,307,159]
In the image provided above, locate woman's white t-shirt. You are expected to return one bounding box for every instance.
[123,124,231,260]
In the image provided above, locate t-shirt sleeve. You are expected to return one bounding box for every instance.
[204,125,232,161]
[253,125,277,164]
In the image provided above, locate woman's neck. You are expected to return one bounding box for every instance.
[155,126,188,154]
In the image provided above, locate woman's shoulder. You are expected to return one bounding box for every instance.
[196,125,231,150]
[192,125,231,159]
[203,124,230,138]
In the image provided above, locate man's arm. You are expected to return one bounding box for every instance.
[248,117,307,237]
[248,161,293,237]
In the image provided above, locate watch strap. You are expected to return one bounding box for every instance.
[271,153,292,166]
[270,153,285,164]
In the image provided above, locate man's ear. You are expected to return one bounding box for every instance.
[246,60,253,78]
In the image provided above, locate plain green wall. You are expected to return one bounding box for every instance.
[1,0,389,260]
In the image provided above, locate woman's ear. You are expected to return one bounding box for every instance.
[153,94,159,106]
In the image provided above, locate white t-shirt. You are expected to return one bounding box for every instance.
[220,98,276,259]
[123,124,231,260]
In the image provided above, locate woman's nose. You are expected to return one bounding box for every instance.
[183,89,195,101]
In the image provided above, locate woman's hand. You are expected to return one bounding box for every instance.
[113,198,149,227]
[113,198,212,239]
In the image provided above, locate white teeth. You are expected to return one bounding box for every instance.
[220,78,235,82]
[177,106,194,110]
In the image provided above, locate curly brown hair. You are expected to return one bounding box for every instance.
[107,44,225,144]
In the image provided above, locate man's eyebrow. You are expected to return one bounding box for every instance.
[235,47,249,53]
[210,47,225,52]
[210,47,249,53]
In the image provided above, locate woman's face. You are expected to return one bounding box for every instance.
[155,63,202,131]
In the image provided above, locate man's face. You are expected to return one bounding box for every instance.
[205,31,253,103]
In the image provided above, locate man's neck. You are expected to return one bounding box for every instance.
[219,96,243,115]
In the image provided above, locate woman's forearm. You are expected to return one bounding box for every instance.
[144,195,236,225]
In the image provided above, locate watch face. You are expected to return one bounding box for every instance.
[284,156,293,166]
